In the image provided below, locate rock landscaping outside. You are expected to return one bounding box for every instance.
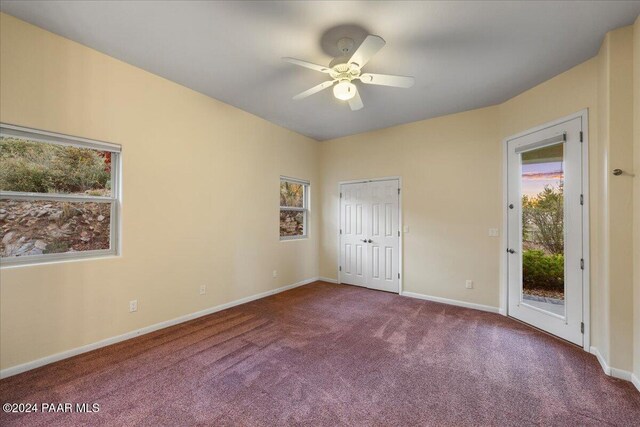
[280,180,305,237]
[0,200,110,257]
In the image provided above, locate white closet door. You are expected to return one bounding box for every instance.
[339,179,399,293]
[340,182,369,287]
[367,180,400,293]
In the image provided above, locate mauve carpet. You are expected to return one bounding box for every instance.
[1,281,638,426]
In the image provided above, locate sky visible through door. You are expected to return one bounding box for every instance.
[521,162,564,196]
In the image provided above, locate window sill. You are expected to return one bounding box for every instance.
[279,236,309,242]
[0,253,120,269]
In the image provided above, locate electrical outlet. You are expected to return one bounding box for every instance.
[272,270,278,278]
[199,285,206,295]
[465,280,473,289]
[129,300,138,312]
[488,228,499,237]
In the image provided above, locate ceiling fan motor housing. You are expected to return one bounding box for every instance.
[329,57,361,80]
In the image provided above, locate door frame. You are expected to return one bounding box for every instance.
[337,176,403,294]
[501,109,590,351]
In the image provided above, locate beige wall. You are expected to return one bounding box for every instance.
[596,31,612,363]
[596,26,635,372]
[0,14,320,371]
[633,15,640,382]
[319,106,501,308]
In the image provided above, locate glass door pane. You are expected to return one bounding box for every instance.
[520,142,565,317]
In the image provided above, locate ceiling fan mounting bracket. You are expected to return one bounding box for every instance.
[336,37,355,54]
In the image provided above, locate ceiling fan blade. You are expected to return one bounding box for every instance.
[348,89,363,111]
[283,57,331,73]
[293,80,335,100]
[348,35,386,68]
[359,73,415,88]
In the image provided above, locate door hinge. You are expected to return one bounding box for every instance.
[580,194,584,205]
[340,192,343,198]
[580,259,584,270]
[398,188,401,195]
[398,273,400,279]
[579,131,583,142]
[339,266,342,271]
[340,229,342,234]
[581,322,584,334]
[398,230,400,237]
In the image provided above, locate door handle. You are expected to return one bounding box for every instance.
[507,248,516,254]
[367,239,372,243]
[361,239,368,243]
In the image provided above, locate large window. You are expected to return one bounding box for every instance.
[0,124,121,266]
[280,177,309,239]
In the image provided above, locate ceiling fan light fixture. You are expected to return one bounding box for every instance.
[333,81,357,101]
[284,34,413,109]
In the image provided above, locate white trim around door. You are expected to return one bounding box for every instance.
[337,176,403,294]
[501,109,590,351]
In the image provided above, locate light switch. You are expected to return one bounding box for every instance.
[488,228,499,237]
[403,226,409,233]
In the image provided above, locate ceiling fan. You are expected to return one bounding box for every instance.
[283,35,415,111]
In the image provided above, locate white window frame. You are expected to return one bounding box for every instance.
[279,176,309,240]
[0,123,121,267]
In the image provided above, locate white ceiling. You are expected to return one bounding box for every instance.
[2,1,639,141]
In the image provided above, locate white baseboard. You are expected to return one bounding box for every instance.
[632,373,640,393]
[318,276,338,284]
[0,277,319,379]
[589,346,636,386]
[590,346,611,375]
[610,367,633,381]
[401,291,500,314]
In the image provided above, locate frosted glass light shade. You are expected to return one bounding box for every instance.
[333,81,356,101]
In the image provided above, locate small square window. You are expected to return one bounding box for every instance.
[280,177,309,239]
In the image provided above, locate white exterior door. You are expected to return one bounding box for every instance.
[340,179,400,293]
[507,117,584,346]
